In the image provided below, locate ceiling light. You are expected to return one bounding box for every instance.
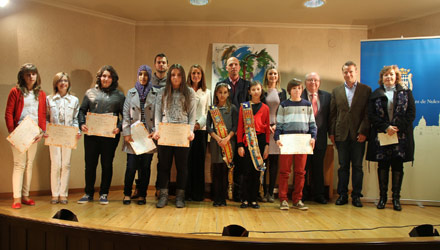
[0,0,9,8]
[304,0,326,8]
[190,0,209,6]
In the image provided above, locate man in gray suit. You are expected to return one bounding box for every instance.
[301,72,331,204]
[329,61,371,207]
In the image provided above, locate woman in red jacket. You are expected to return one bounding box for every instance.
[5,63,46,209]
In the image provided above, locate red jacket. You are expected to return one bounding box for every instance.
[5,87,47,133]
[237,102,270,147]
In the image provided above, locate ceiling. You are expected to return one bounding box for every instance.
[31,0,440,27]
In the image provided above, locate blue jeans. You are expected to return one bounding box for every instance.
[123,153,153,197]
[335,139,366,198]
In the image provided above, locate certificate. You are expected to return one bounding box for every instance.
[378,133,398,146]
[85,112,117,138]
[44,123,79,149]
[129,122,156,155]
[279,134,313,155]
[158,123,190,147]
[6,116,41,153]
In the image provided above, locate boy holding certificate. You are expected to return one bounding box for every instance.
[274,79,317,210]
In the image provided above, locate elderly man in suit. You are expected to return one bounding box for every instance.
[329,61,371,207]
[216,57,250,202]
[301,72,331,204]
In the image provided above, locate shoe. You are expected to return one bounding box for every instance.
[77,194,93,204]
[12,202,21,209]
[392,198,402,211]
[267,194,275,203]
[137,197,146,205]
[292,200,309,210]
[377,196,387,209]
[280,200,289,210]
[220,200,227,206]
[123,196,131,205]
[314,196,328,204]
[22,199,35,206]
[240,201,248,208]
[156,189,168,208]
[352,197,363,207]
[51,197,59,204]
[175,189,185,208]
[213,201,220,207]
[99,194,109,205]
[335,195,348,205]
[251,202,260,209]
[59,199,68,205]
[262,194,268,202]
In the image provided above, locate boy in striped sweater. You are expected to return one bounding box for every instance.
[274,78,317,210]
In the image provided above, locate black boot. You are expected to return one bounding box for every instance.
[392,171,403,211]
[377,168,389,209]
[176,189,185,208]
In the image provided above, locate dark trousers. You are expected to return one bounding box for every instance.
[336,138,366,198]
[303,148,326,198]
[84,134,120,196]
[241,134,266,203]
[157,145,190,190]
[263,154,279,196]
[211,163,228,203]
[186,130,207,201]
[124,153,153,197]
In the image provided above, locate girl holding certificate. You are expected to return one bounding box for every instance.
[78,65,125,205]
[5,63,46,209]
[186,64,211,201]
[237,81,270,209]
[46,72,80,204]
[121,65,154,205]
[152,64,196,208]
[207,83,238,207]
[274,79,316,211]
[366,65,415,211]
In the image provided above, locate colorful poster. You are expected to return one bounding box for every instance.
[211,43,279,90]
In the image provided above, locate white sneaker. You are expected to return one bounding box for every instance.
[292,200,308,210]
[280,200,289,210]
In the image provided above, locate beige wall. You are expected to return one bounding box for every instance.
[0,1,368,195]
[368,12,440,39]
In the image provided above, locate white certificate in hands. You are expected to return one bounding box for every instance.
[378,133,398,146]
[6,116,41,153]
[158,123,190,147]
[279,134,313,155]
[85,112,117,138]
[45,123,79,149]
[129,121,156,155]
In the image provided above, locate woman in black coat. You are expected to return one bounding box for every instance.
[366,65,415,211]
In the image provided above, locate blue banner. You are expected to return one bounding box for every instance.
[361,37,440,126]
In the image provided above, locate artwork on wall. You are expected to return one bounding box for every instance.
[211,43,279,90]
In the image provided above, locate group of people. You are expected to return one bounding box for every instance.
[5,55,415,212]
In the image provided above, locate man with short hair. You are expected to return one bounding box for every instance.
[151,53,168,87]
[216,56,250,202]
[329,61,371,207]
[301,72,331,204]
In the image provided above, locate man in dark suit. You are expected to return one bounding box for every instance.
[329,61,371,207]
[216,56,250,202]
[301,72,331,204]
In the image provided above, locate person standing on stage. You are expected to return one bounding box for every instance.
[330,61,371,208]
[216,57,250,202]
[301,72,331,204]
[186,64,211,201]
[77,65,125,205]
[366,65,415,211]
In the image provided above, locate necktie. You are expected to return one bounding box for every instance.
[311,94,318,116]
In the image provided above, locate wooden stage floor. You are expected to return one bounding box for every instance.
[1,191,439,240]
